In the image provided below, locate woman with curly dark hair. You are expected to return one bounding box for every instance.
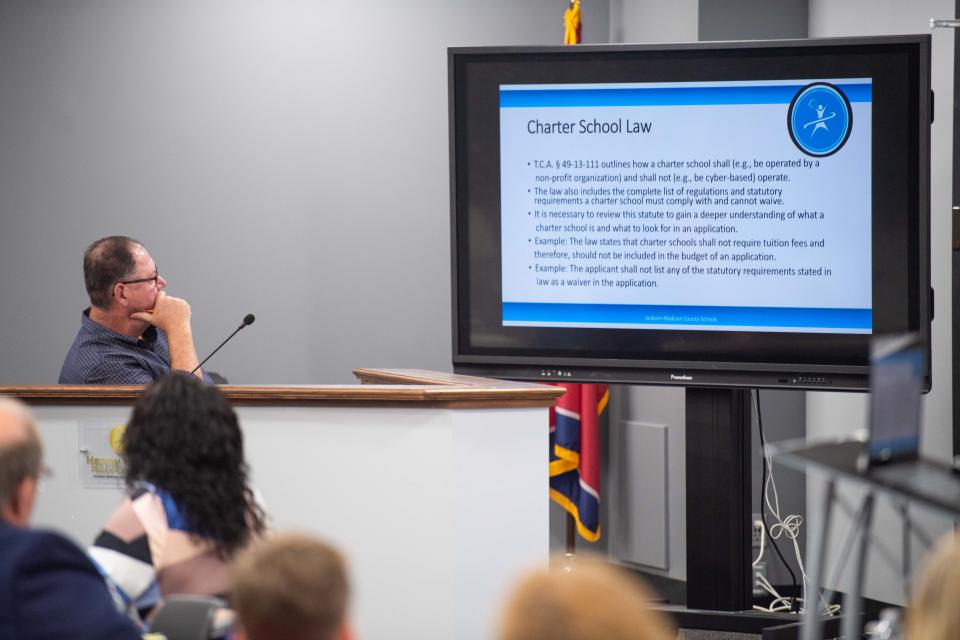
[89,372,266,620]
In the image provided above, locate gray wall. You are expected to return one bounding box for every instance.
[609,0,698,44]
[699,0,807,40]
[0,0,609,385]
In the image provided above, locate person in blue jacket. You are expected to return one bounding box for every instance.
[0,396,140,640]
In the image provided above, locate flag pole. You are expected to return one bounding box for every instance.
[562,0,582,559]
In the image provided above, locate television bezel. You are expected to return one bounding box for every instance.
[448,36,932,392]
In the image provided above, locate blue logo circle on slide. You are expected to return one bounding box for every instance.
[787,83,852,157]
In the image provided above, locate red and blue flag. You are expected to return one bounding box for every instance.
[549,383,608,541]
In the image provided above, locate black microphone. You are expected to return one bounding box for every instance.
[190,314,256,376]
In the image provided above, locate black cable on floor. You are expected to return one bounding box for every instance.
[754,388,801,612]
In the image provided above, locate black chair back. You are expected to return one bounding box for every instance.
[150,595,227,640]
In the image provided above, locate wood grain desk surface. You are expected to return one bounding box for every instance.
[0,369,565,408]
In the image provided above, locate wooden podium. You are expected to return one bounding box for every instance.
[3,369,562,640]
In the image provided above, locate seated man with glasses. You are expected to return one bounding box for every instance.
[59,235,210,384]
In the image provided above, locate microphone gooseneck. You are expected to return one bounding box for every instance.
[190,313,256,376]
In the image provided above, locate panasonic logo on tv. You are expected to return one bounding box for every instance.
[670,374,693,381]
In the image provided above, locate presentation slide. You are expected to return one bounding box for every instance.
[499,79,872,333]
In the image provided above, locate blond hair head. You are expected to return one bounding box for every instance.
[232,532,350,640]
[498,556,676,640]
[906,533,960,640]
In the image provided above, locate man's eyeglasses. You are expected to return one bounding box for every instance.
[120,268,160,288]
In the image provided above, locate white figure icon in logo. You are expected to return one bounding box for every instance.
[803,99,836,135]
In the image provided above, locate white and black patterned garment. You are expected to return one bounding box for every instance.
[89,483,233,621]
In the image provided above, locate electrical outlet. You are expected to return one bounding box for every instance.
[753,561,767,597]
[752,514,764,547]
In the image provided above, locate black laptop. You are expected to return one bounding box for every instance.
[861,333,960,511]
[863,333,924,466]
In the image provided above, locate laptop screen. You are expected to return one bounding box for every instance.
[867,333,924,464]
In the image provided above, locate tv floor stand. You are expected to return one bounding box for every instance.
[685,386,753,610]
[675,387,833,640]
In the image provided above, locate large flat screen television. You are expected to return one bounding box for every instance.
[449,36,931,391]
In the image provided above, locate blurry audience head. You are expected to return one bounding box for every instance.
[498,555,675,640]
[123,372,265,558]
[232,533,352,640]
[906,533,960,640]
[0,397,42,527]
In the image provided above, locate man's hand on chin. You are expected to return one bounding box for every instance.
[129,291,203,377]
[129,291,192,334]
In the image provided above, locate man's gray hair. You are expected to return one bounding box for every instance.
[0,397,42,508]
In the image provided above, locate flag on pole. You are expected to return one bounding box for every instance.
[549,383,608,541]
[547,0,600,543]
[564,0,582,45]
